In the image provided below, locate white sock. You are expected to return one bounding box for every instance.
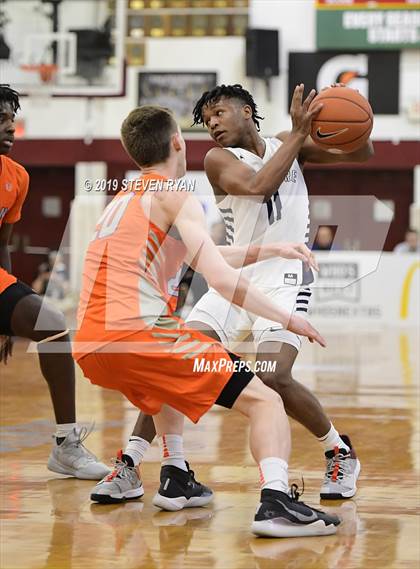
[158,434,188,471]
[258,457,289,493]
[318,424,350,453]
[55,423,77,441]
[123,436,150,466]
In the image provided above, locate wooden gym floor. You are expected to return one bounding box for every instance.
[0,327,419,569]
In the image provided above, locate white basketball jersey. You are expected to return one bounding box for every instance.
[218,137,310,288]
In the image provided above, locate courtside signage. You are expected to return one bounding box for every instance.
[316,0,420,50]
[288,51,399,114]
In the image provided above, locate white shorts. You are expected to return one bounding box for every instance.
[186,286,312,352]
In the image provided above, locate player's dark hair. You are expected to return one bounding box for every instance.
[192,84,264,131]
[121,105,178,167]
[0,84,21,113]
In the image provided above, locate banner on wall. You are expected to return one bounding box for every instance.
[310,252,420,325]
[288,51,400,114]
[316,0,420,50]
[137,72,217,131]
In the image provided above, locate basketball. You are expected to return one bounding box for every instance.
[309,86,373,153]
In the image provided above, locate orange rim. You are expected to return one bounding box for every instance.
[20,64,58,83]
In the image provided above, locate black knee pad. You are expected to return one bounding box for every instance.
[0,281,36,335]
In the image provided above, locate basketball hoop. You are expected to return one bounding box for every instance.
[19,63,58,106]
[20,63,58,85]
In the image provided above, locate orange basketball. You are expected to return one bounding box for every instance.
[309,86,373,153]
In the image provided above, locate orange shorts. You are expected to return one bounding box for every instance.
[0,267,17,294]
[74,327,247,423]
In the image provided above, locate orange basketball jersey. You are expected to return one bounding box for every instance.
[74,174,187,356]
[0,155,29,294]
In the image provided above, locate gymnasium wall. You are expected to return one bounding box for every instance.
[6,0,420,141]
[3,0,419,285]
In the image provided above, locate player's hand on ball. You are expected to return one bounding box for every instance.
[274,242,319,271]
[0,335,13,364]
[287,315,326,347]
[290,83,323,138]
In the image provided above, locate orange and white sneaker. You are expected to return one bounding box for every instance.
[320,435,361,500]
[90,450,144,504]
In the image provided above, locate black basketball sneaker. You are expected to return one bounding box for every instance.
[252,484,341,538]
[152,462,213,511]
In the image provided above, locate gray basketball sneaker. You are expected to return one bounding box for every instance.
[320,435,361,500]
[90,450,144,504]
[47,426,111,480]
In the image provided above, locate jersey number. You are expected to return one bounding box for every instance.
[266,191,282,225]
[92,193,134,240]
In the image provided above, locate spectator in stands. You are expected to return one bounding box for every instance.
[312,225,337,251]
[393,229,419,253]
[32,250,69,299]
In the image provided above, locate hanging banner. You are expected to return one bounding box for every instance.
[316,0,420,50]
[288,51,400,114]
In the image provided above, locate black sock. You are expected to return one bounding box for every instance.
[122,453,135,467]
[56,436,66,446]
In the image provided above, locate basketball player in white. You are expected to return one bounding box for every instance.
[184,83,373,499]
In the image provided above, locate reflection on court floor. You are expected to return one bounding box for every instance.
[0,329,419,569]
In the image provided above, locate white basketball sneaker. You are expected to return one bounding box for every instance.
[47,426,110,480]
[320,435,361,500]
[90,450,144,504]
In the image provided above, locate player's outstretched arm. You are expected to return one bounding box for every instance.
[205,84,323,202]
[167,193,325,346]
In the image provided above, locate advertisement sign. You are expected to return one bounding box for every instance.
[310,252,420,325]
[316,0,420,50]
[288,51,399,114]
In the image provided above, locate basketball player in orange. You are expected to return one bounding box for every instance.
[0,84,109,480]
[74,103,341,537]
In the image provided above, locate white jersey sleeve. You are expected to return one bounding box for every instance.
[217,137,311,289]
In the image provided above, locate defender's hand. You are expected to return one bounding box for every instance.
[286,315,326,347]
[272,242,319,272]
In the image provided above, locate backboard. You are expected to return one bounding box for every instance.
[0,0,126,97]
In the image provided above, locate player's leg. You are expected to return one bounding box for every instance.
[255,339,360,499]
[152,405,213,511]
[229,375,339,537]
[146,355,339,535]
[124,323,221,467]
[91,322,221,504]
[256,341,331,436]
[5,284,109,479]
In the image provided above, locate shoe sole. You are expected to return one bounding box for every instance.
[152,492,213,511]
[90,487,145,504]
[251,518,338,538]
[320,459,361,500]
[47,457,111,481]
